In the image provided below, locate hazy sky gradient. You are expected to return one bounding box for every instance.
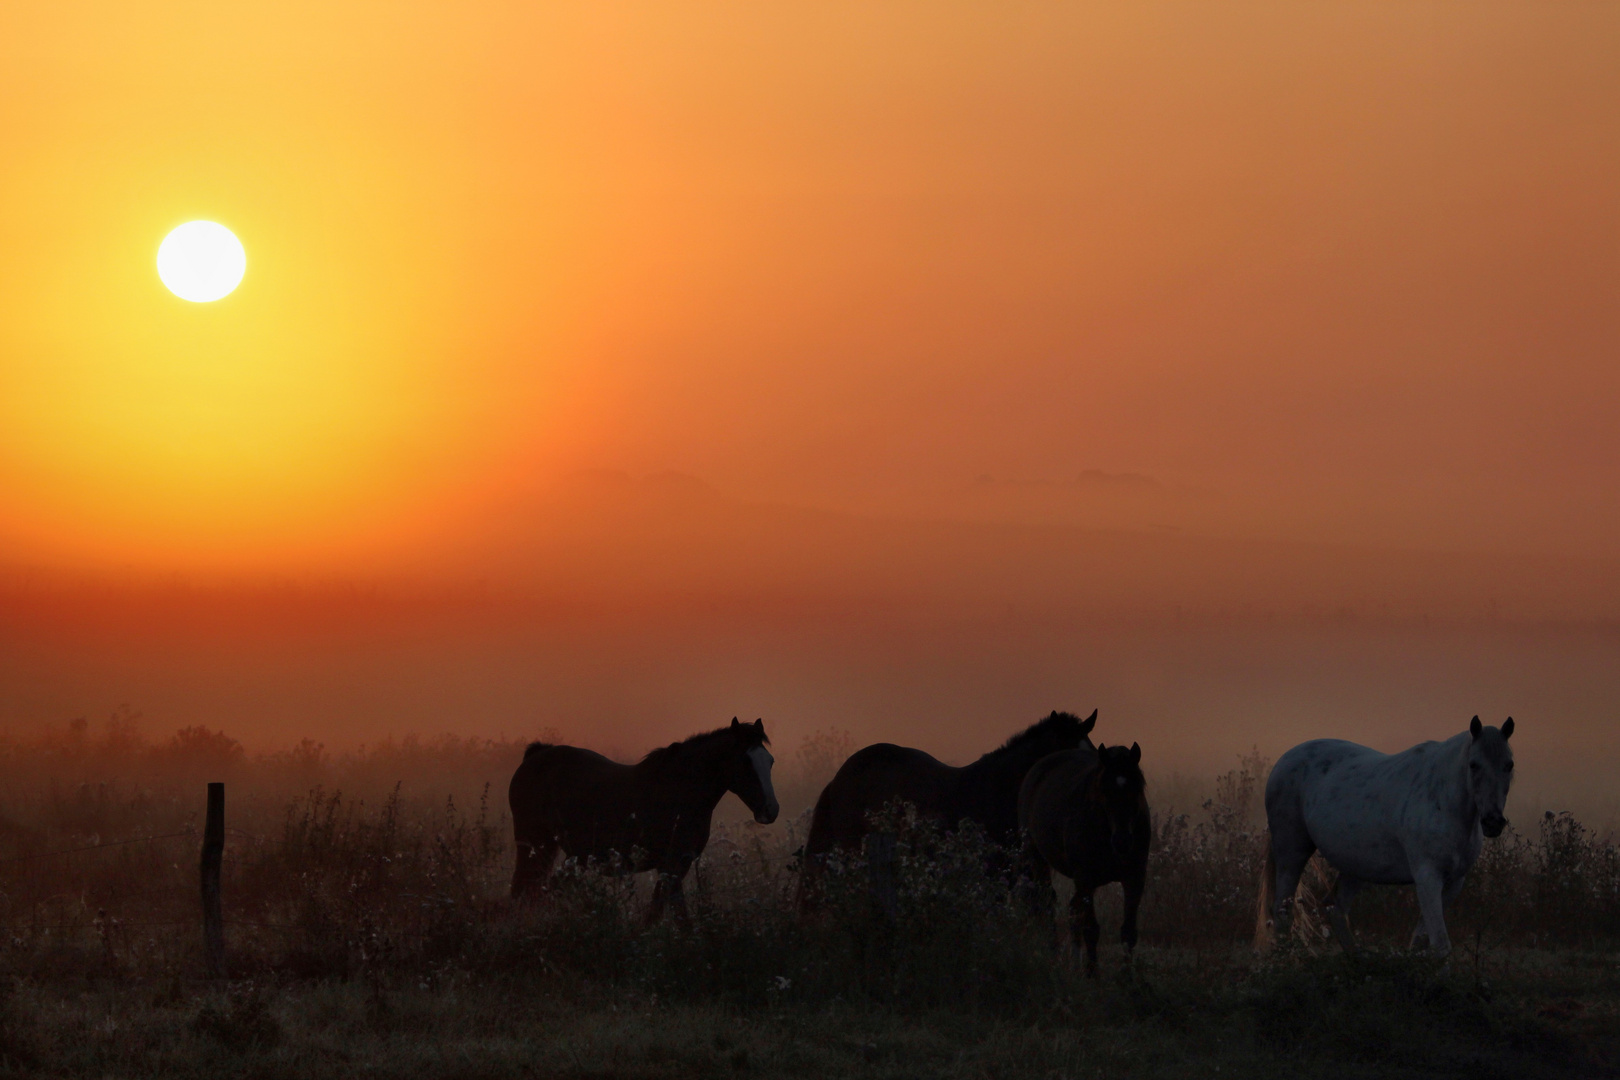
[1,3,1615,787]
[2,2,1616,565]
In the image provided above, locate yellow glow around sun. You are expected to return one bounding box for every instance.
[157,221,246,302]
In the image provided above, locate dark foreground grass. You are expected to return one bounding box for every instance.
[2,948,1616,1079]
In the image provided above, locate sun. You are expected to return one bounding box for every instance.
[156,221,246,302]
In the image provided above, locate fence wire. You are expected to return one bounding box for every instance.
[0,832,193,866]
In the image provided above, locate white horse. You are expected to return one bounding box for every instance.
[1256,716,1515,957]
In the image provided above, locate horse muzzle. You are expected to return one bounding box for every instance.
[755,803,780,825]
[1481,813,1507,838]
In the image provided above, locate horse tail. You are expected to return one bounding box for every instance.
[1254,830,1276,953]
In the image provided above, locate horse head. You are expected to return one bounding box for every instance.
[724,718,779,825]
[1468,715,1515,838]
[1028,708,1098,757]
[1091,742,1147,856]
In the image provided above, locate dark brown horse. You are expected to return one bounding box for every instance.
[798,709,1097,905]
[1018,742,1150,975]
[509,717,779,922]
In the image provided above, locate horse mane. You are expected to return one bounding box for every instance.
[981,710,1085,761]
[638,722,767,772]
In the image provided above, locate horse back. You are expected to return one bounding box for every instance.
[804,742,958,854]
[509,744,631,835]
[1266,738,1381,807]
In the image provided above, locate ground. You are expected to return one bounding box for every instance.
[5,947,1617,1079]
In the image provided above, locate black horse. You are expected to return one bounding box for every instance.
[509,717,779,922]
[1018,741,1150,975]
[798,709,1097,906]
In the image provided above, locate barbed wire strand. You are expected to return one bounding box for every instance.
[0,832,192,866]
[0,919,301,933]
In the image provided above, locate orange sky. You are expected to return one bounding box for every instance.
[2,4,1618,791]
[1,1,1616,569]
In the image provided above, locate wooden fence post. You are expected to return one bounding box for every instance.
[200,782,225,978]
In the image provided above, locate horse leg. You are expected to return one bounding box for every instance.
[1411,863,1451,957]
[1270,837,1314,940]
[1071,888,1102,977]
[649,869,691,927]
[669,870,692,926]
[1029,863,1059,951]
[511,836,559,900]
[1016,842,1056,923]
[1327,874,1362,955]
[1411,874,1466,951]
[1120,869,1145,963]
[795,850,824,915]
[647,872,670,924]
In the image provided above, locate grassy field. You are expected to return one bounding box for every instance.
[1,717,1617,1078]
[3,948,1616,1079]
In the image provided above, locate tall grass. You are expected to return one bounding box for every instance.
[3,715,1618,998]
[2,719,1618,1077]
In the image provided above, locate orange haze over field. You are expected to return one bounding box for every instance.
[1,4,1617,800]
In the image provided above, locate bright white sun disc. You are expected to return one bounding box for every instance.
[156,221,246,302]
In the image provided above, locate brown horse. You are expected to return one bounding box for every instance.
[1018,742,1150,975]
[509,717,779,922]
[798,709,1097,906]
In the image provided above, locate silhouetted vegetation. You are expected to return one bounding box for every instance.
[1,716,1617,1077]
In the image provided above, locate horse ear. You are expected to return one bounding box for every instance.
[1470,716,1482,739]
[1096,742,1106,754]
[1081,709,1098,735]
[1502,717,1514,740]
[731,717,741,729]
[753,718,765,732]
[1129,742,1141,764]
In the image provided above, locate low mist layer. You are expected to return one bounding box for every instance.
[4,478,1616,819]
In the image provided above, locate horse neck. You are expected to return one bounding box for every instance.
[1437,733,1476,818]
[639,741,731,809]
[963,739,1048,793]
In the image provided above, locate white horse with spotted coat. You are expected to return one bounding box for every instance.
[1256,716,1516,956]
